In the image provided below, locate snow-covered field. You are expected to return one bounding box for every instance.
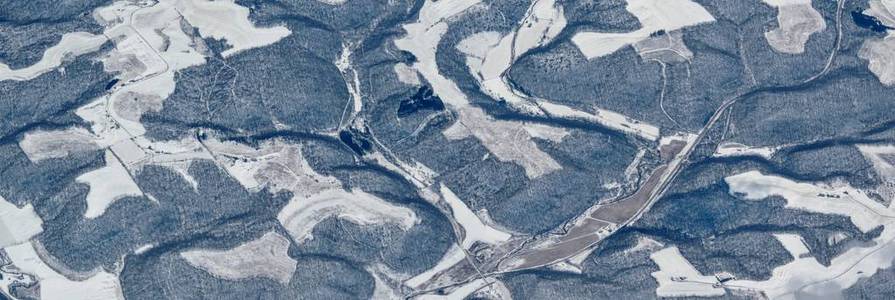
[860,0,895,86]
[713,142,778,159]
[0,196,42,248]
[75,150,143,219]
[761,0,826,54]
[0,32,107,81]
[726,227,895,298]
[404,244,466,289]
[180,231,297,285]
[93,0,207,138]
[634,31,693,63]
[720,168,895,298]
[4,242,124,300]
[537,101,660,141]
[650,246,725,298]
[17,127,100,162]
[13,0,299,220]
[393,63,420,85]
[166,0,290,58]
[624,236,664,255]
[725,171,890,232]
[571,0,714,59]
[278,188,419,244]
[439,184,512,248]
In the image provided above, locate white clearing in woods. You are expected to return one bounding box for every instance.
[17,127,99,163]
[439,184,512,248]
[180,231,297,285]
[713,142,778,159]
[278,188,419,244]
[405,244,466,288]
[4,242,124,300]
[537,101,660,141]
[723,169,895,298]
[76,150,143,219]
[860,0,895,86]
[571,0,715,59]
[0,196,43,248]
[0,32,107,81]
[167,0,291,58]
[761,0,826,54]
[650,246,725,298]
[725,170,889,232]
[727,228,895,298]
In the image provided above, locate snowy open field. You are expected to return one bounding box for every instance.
[571,0,714,59]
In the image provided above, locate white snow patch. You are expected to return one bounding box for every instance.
[440,184,512,248]
[134,244,154,255]
[728,228,895,298]
[168,0,291,57]
[181,231,297,285]
[860,1,895,86]
[317,0,348,4]
[650,246,725,298]
[396,13,510,103]
[725,171,890,232]
[866,0,895,27]
[90,0,209,139]
[18,127,99,162]
[547,261,583,274]
[858,144,895,180]
[713,142,778,159]
[762,0,826,54]
[774,233,810,258]
[538,101,660,141]
[624,236,664,255]
[722,170,895,298]
[763,0,812,6]
[336,44,363,123]
[109,138,148,166]
[278,188,418,244]
[515,0,567,55]
[393,63,421,85]
[456,31,502,60]
[0,32,107,81]
[76,150,143,219]
[76,98,134,148]
[405,244,467,288]
[416,0,483,24]
[0,195,43,248]
[4,242,124,300]
[571,0,714,59]
[522,123,569,143]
